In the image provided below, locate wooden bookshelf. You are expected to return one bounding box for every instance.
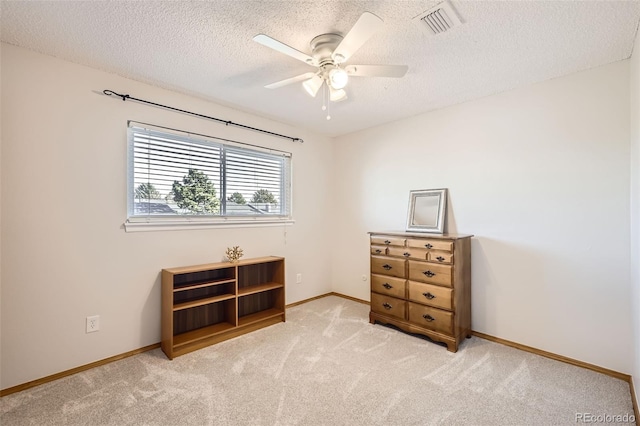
[161,256,286,359]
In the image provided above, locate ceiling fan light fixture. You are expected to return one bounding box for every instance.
[329,87,347,102]
[302,74,323,97]
[328,68,348,90]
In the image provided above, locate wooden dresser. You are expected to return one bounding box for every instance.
[369,232,472,352]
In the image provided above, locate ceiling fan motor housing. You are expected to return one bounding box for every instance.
[310,33,343,67]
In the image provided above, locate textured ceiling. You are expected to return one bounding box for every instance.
[2,1,640,137]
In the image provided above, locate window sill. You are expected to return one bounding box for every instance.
[124,217,295,232]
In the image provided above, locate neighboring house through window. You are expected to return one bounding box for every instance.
[126,122,292,231]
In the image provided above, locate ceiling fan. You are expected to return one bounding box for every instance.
[253,12,408,119]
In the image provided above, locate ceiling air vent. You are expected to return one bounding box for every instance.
[413,1,463,36]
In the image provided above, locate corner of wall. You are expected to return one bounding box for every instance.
[0,41,3,380]
[629,22,640,412]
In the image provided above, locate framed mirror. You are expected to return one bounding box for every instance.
[406,189,447,233]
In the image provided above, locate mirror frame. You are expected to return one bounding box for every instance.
[406,188,448,234]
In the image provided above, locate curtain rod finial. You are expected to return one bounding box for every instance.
[103,89,129,101]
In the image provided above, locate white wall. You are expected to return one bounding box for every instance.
[0,42,3,392]
[630,27,640,407]
[0,44,334,390]
[1,40,636,391]
[332,61,632,373]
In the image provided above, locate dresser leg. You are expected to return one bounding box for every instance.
[446,342,458,353]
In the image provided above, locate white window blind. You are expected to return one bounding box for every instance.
[127,123,292,230]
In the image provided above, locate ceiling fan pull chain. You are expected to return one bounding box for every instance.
[322,83,327,111]
[326,91,331,121]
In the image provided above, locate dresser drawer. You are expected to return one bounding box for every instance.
[408,302,453,335]
[407,239,453,253]
[371,274,406,299]
[427,251,453,264]
[371,236,405,247]
[371,256,405,278]
[408,281,453,310]
[387,246,428,260]
[370,245,387,256]
[408,260,452,287]
[371,293,406,320]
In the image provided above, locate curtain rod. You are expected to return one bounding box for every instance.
[128,120,292,157]
[102,89,304,143]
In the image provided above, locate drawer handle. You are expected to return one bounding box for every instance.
[375,249,382,254]
[423,314,435,322]
[383,283,393,289]
[425,243,433,249]
[403,252,410,257]
[423,292,435,300]
[436,256,445,262]
[382,264,393,270]
[382,302,393,310]
[384,240,391,245]
[423,270,436,277]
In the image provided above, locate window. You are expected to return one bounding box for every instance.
[127,123,292,231]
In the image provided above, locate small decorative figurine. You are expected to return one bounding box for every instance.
[225,246,243,263]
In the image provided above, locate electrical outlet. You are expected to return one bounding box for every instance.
[86,315,100,333]
[296,273,302,284]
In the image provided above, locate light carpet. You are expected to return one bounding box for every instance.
[0,296,635,425]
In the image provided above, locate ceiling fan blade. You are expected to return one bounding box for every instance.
[253,34,316,66]
[264,72,316,89]
[345,64,408,78]
[332,12,383,63]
